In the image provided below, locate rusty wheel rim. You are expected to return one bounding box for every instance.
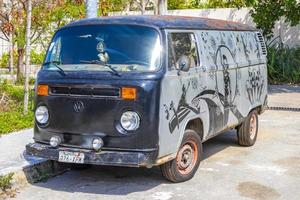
[176,140,198,175]
[249,114,257,140]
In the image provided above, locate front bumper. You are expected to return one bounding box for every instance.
[26,142,157,168]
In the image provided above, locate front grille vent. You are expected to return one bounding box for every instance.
[256,32,267,56]
[49,86,120,97]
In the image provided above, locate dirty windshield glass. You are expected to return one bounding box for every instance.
[44,25,162,72]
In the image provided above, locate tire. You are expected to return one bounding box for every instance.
[237,110,258,146]
[160,129,203,183]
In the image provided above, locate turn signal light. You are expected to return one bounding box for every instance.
[37,85,49,96]
[121,87,136,100]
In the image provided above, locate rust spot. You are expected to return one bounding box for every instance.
[238,181,280,200]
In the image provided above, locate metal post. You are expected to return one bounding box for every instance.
[24,0,32,114]
[86,0,99,18]
[157,0,167,15]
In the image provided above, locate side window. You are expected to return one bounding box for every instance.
[168,32,199,70]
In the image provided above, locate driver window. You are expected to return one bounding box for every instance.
[168,32,199,70]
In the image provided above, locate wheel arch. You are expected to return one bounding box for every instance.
[185,117,204,141]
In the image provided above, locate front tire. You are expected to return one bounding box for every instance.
[237,110,258,146]
[160,129,203,183]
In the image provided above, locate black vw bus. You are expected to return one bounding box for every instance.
[26,16,268,182]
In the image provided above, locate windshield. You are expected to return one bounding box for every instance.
[44,25,162,72]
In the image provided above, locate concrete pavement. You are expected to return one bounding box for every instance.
[11,110,300,200]
[0,129,45,176]
[268,85,300,108]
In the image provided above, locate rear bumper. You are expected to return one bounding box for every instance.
[26,142,157,168]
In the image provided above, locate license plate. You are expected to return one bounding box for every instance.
[58,151,85,164]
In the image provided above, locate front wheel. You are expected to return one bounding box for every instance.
[237,110,259,146]
[160,129,203,183]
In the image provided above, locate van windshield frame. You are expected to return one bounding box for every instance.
[43,25,162,73]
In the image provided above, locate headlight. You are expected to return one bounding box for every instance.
[120,111,140,131]
[35,106,49,124]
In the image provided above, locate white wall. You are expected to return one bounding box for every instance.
[111,8,300,47]
[0,34,9,57]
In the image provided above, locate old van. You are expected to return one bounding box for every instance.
[26,15,268,183]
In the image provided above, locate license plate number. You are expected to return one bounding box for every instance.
[58,151,85,164]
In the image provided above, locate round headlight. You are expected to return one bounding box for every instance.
[35,106,49,124]
[120,111,140,131]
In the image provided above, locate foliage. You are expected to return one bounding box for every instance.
[100,0,129,16]
[0,173,14,191]
[0,83,34,135]
[251,0,300,39]
[0,50,44,68]
[267,43,300,84]
[0,53,9,68]
[30,51,45,65]
[0,51,18,68]
[168,0,256,9]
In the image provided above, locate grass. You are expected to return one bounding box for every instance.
[0,173,14,191]
[0,83,34,135]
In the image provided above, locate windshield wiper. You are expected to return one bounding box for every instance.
[42,61,66,76]
[80,60,121,77]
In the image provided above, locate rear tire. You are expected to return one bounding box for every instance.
[237,110,258,146]
[160,129,202,183]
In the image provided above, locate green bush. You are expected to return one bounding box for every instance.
[0,111,34,134]
[30,51,45,65]
[0,83,34,135]
[0,53,9,68]
[0,83,24,102]
[267,43,300,84]
[0,173,14,191]
[0,52,18,68]
[0,50,45,68]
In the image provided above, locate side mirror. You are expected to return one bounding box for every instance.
[177,55,191,74]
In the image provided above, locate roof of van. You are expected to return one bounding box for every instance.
[63,15,257,31]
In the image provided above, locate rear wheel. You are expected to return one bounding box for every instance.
[237,110,258,146]
[160,129,202,183]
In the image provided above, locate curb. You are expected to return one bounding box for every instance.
[267,106,300,112]
[0,160,70,198]
[12,160,69,188]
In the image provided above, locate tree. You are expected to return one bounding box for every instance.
[0,0,15,83]
[24,0,31,114]
[250,0,300,39]
[157,0,167,15]
[0,0,86,83]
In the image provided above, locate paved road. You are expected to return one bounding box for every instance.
[12,110,300,200]
[0,129,45,176]
[268,85,300,108]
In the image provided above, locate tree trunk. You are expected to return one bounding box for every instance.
[24,0,32,115]
[139,0,146,15]
[86,0,98,18]
[17,48,24,83]
[8,34,14,84]
[157,0,167,15]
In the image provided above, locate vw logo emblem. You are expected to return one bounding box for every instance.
[73,101,84,113]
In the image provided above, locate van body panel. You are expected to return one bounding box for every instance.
[33,70,162,151]
[158,29,267,158]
